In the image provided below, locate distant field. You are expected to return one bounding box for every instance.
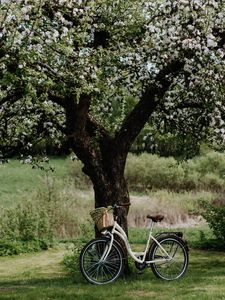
[0,156,218,230]
[0,157,69,207]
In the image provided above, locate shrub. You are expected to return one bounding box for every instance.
[201,201,225,243]
[0,198,54,256]
[62,240,85,280]
[0,200,53,242]
[193,152,225,177]
[0,239,50,256]
[180,167,200,190]
[125,152,225,192]
[0,174,94,256]
[125,153,185,191]
[200,173,224,191]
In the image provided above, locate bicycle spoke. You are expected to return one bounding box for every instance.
[150,236,188,281]
[80,239,124,284]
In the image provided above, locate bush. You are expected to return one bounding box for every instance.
[0,239,50,256]
[0,200,53,243]
[193,152,225,177]
[200,173,224,191]
[0,174,94,256]
[125,153,185,191]
[0,198,54,256]
[62,240,84,279]
[201,201,225,244]
[125,152,225,192]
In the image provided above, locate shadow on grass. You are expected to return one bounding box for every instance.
[1,250,225,300]
[0,276,88,300]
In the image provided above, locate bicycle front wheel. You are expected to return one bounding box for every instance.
[79,238,124,285]
[149,235,189,281]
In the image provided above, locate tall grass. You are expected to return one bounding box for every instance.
[128,190,215,228]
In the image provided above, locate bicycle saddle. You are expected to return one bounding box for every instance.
[147,214,164,222]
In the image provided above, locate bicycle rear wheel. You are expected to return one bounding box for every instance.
[79,238,124,285]
[149,234,189,280]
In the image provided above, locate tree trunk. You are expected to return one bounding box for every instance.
[94,177,130,231]
[83,152,130,236]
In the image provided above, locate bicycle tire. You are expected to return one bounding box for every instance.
[79,237,124,285]
[148,234,189,280]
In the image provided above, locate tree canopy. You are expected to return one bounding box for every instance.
[0,0,224,159]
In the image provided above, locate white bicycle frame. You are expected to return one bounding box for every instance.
[100,218,173,264]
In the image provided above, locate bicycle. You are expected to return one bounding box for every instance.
[79,204,189,285]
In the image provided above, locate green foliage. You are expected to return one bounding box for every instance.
[0,161,95,257]
[190,151,225,177]
[0,239,50,256]
[201,201,225,244]
[133,128,201,159]
[62,240,84,279]
[200,173,224,191]
[125,151,225,192]
[0,199,54,256]
[0,200,52,241]
[125,153,185,191]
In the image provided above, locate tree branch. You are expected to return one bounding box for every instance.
[47,92,66,108]
[86,114,111,140]
[0,88,24,106]
[114,60,185,154]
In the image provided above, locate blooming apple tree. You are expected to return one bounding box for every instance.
[0,0,224,232]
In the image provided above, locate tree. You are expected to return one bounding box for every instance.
[1,0,225,233]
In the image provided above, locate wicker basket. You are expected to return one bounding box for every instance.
[90,207,114,231]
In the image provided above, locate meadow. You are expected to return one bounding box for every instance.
[0,152,225,299]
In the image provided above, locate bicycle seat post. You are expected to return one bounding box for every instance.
[149,219,154,234]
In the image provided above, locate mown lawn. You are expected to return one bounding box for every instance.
[0,246,225,300]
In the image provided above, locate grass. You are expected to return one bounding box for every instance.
[128,226,214,244]
[1,155,225,298]
[0,245,225,299]
[0,157,69,207]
